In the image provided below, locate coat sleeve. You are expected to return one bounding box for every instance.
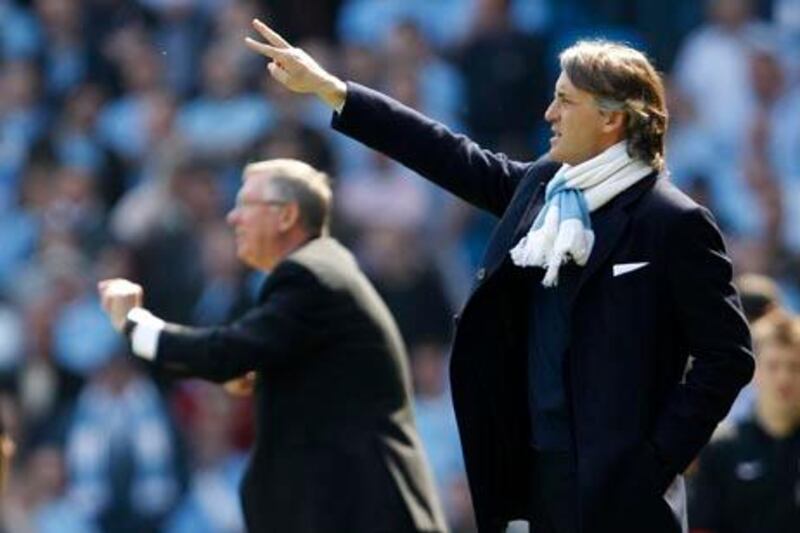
[652,206,754,482]
[331,82,533,217]
[149,264,329,383]
[687,444,725,531]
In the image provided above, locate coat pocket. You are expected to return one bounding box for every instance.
[612,443,682,533]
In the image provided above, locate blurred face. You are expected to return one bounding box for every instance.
[755,343,800,416]
[202,47,241,98]
[226,176,290,270]
[66,85,104,129]
[545,71,620,165]
[710,0,750,28]
[2,61,39,108]
[27,446,65,497]
[750,51,784,104]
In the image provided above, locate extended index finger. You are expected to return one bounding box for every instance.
[245,38,290,61]
[252,18,291,48]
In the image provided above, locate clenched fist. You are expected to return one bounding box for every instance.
[98,278,144,332]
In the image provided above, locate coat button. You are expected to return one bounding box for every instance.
[476,267,486,281]
[452,313,460,326]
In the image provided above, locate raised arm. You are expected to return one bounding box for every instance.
[244,19,532,216]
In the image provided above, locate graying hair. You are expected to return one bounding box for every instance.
[244,159,332,236]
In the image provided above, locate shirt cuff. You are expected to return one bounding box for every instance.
[126,307,165,361]
[333,84,347,114]
[334,99,345,115]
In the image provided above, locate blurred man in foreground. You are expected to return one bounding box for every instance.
[99,159,447,532]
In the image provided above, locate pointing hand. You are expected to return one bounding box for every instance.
[245,18,346,109]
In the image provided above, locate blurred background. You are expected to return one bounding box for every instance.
[0,0,798,531]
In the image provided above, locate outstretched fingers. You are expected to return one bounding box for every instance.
[244,37,289,60]
[252,18,291,48]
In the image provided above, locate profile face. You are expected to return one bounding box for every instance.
[226,175,286,270]
[544,71,610,165]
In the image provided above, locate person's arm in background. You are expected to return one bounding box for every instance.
[244,19,535,217]
[98,263,327,384]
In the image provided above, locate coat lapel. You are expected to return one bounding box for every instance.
[483,176,549,279]
[512,181,547,244]
[571,173,658,303]
[571,201,629,302]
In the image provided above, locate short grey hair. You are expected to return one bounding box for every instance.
[244,159,332,236]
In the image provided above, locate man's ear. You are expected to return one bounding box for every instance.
[278,202,300,232]
[602,109,626,135]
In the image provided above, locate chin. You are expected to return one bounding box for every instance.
[548,147,566,163]
[237,250,256,268]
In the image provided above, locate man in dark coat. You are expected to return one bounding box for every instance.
[98,159,447,533]
[244,21,755,533]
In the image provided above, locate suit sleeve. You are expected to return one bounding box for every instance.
[653,207,754,481]
[688,445,724,531]
[150,264,328,383]
[331,82,532,217]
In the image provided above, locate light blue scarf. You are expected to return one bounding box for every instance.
[510,141,653,286]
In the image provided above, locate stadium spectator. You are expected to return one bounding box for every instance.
[725,273,785,423]
[689,311,800,533]
[64,353,182,532]
[164,382,247,533]
[1,442,98,532]
[411,342,467,520]
[0,405,13,495]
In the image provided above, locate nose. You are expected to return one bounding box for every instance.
[226,207,239,226]
[544,99,558,123]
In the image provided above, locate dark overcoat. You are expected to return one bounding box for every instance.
[151,237,448,533]
[332,83,754,533]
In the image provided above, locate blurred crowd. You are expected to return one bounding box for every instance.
[0,0,798,531]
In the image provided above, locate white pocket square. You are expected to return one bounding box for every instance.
[613,262,649,277]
